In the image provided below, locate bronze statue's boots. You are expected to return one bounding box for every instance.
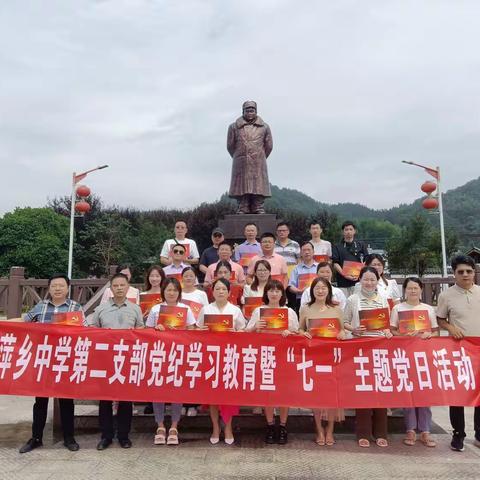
[251,195,265,214]
[237,195,251,214]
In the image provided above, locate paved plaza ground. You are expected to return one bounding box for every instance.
[1,396,479,480]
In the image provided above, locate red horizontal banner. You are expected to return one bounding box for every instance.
[0,322,479,408]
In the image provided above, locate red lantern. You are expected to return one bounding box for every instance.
[75,201,91,214]
[422,197,438,210]
[421,181,437,194]
[76,184,91,197]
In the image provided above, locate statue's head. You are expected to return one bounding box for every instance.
[242,100,257,122]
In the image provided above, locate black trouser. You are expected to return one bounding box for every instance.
[450,406,480,438]
[99,400,132,441]
[32,397,74,441]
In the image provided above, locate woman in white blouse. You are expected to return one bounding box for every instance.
[246,279,297,445]
[146,278,196,446]
[344,266,392,449]
[242,260,271,300]
[197,278,246,445]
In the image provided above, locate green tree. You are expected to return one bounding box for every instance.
[0,208,69,277]
[77,213,132,276]
[386,214,458,275]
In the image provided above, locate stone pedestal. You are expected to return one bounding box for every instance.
[218,214,278,241]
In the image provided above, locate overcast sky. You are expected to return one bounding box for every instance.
[1,0,479,215]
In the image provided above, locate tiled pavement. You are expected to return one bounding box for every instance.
[1,397,479,480]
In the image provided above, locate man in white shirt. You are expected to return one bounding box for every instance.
[160,220,199,266]
[308,221,332,259]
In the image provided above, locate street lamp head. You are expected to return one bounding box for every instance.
[98,165,109,170]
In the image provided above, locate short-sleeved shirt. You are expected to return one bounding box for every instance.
[181,289,209,308]
[89,299,144,329]
[246,306,299,332]
[24,299,83,324]
[274,239,300,266]
[163,263,189,277]
[242,284,265,302]
[199,246,220,269]
[160,238,200,260]
[288,262,318,298]
[390,302,438,330]
[246,253,288,277]
[300,286,347,310]
[146,302,197,328]
[233,240,262,263]
[100,286,140,305]
[310,239,332,257]
[197,302,246,331]
[204,259,246,284]
[436,284,480,336]
[331,239,369,288]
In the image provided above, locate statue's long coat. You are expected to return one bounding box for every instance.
[227,115,273,198]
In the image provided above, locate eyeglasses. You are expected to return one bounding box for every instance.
[173,249,184,254]
[457,269,474,275]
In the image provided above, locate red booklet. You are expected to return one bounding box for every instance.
[398,310,431,334]
[243,296,263,320]
[239,252,256,267]
[260,307,288,331]
[52,311,84,326]
[139,293,162,316]
[298,273,317,291]
[314,254,330,263]
[170,243,190,258]
[204,314,233,332]
[157,305,187,329]
[359,307,390,331]
[387,298,395,311]
[309,318,341,338]
[229,284,243,305]
[342,261,364,278]
[270,274,285,284]
[181,299,203,320]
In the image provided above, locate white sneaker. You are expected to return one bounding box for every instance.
[181,407,187,416]
[187,407,197,417]
[252,407,262,414]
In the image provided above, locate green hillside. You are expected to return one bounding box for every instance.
[263,177,480,246]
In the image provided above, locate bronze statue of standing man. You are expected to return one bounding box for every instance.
[227,101,273,214]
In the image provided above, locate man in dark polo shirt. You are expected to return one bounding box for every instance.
[332,221,369,297]
[199,228,225,278]
[19,274,84,454]
[88,273,144,450]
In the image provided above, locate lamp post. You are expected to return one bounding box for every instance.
[67,165,109,279]
[401,161,448,278]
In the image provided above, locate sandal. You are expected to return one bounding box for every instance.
[166,428,179,445]
[325,434,336,446]
[154,427,166,445]
[420,432,436,447]
[403,430,416,446]
[376,438,388,448]
[358,438,370,448]
[316,430,325,446]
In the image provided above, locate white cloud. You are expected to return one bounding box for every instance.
[1,0,479,214]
